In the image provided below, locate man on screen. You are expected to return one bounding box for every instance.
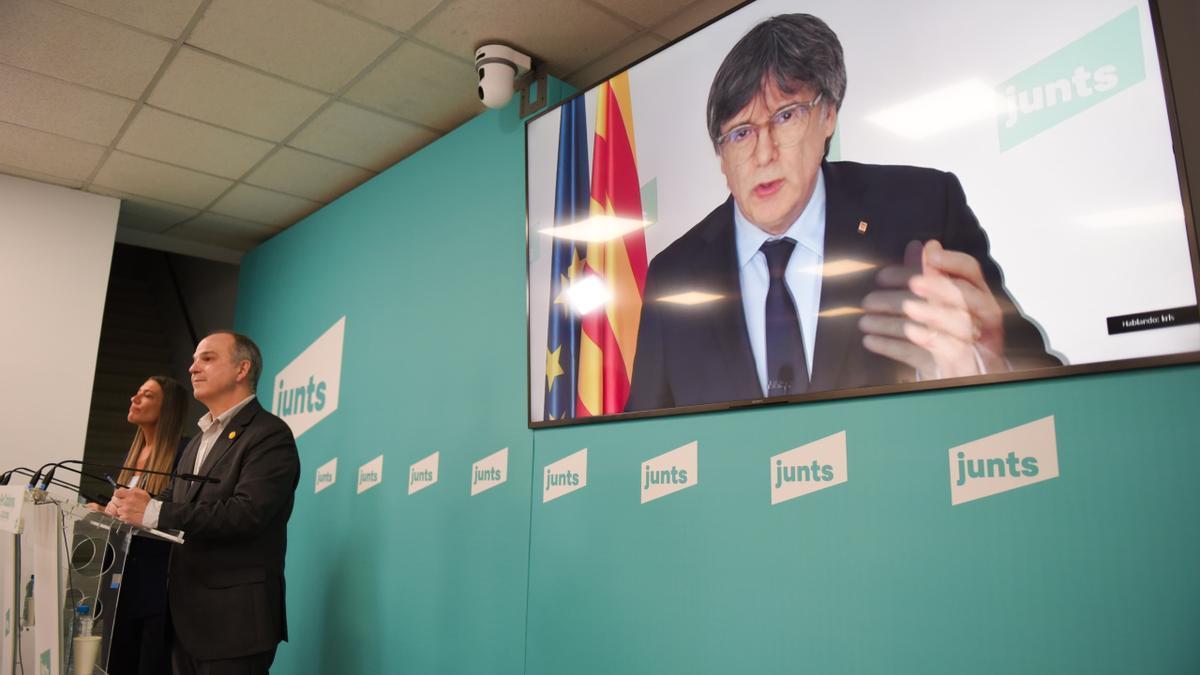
[625,13,1059,412]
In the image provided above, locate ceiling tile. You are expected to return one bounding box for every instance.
[317,0,442,32]
[167,212,281,251]
[118,106,274,179]
[415,0,633,77]
[651,0,743,42]
[148,47,329,141]
[0,0,171,98]
[345,40,479,132]
[0,122,105,180]
[92,151,233,208]
[209,184,322,226]
[567,34,667,89]
[289,102,439,171]
[113,194,199,233]
[0,164,84,190]
[592,0,695,29]
[55,0,204,39]
[244,147,374,202]
[0,64,134,146]
[188,0,396,93]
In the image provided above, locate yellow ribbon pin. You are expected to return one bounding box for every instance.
[228,431,237,440]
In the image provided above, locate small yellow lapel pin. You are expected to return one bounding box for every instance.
[857,220,869,234]
[228,431,237,440]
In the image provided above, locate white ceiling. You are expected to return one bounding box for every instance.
[0,0,742,263]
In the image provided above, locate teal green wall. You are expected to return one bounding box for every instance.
[235,82,570,674]
[527,366,1200,674]
[236,81,1200,674]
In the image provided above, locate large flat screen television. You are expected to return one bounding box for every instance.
[526,0,1198,427]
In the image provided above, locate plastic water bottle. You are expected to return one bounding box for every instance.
[73,604,102,675]
[76,605,93,637]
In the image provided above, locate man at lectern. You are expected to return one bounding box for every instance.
[111,331,300,675]
[625,13,1059,412]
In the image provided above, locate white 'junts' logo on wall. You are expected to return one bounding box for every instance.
[543,448,587,503]
[314,457,337,494]
[409,452,439,495]
[357,455,383,494]
[471,448,508,496]
[771,431,848,505]
[949,416,1060,505]
[641,441,698,504]
[272,316,345,439]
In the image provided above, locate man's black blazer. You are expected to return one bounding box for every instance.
[626,161,1061,412]
[156,398,300,660]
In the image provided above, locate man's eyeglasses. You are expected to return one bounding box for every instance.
[716,93,824,165]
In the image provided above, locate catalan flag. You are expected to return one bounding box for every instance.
[577,72,648,417]
[544,97,589,421]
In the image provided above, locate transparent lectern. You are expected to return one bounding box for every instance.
[1,487,183,675]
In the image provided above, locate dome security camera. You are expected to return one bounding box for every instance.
[475,44,532,109]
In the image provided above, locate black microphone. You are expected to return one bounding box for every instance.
[26,462,55,489]
[40,464,57,490]
[5,468,108,504]
[38,462,129,493]
[2,467,42,487]
[60,460,221,486]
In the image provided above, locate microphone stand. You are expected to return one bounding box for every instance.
[56,459,222,490]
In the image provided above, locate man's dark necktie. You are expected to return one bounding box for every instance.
[761,238,810,397]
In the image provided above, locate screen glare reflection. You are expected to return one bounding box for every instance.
[567,275,612,315]
[818,306,865,318]
[540,214,651,242]
[866,78,1000,140]
[658,291,724,305]
[816,259,876,277]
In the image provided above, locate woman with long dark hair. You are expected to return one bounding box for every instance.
[104,375,188,675]
[115,376,188,495]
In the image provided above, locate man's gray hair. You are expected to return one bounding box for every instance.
[706,13,847,151]
[212,331,263,390]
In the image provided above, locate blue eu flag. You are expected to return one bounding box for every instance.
[544,97,589,420]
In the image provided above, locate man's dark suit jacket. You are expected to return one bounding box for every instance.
[626,161,1061,412]
[156,398,300,661]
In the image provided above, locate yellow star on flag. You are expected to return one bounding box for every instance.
[553,273,570,305]
[546,345,565,391]
[553,249,586,306]
[567,247,583,279]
